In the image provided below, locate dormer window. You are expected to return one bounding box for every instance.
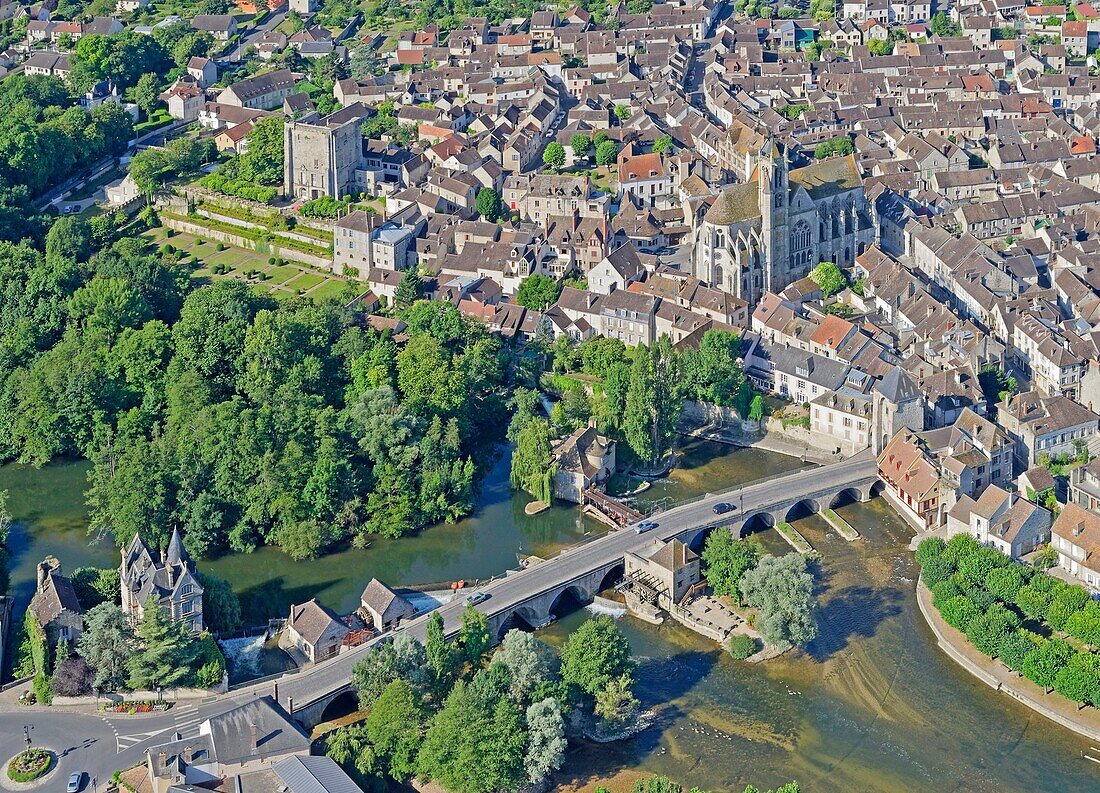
[181,583,192,595]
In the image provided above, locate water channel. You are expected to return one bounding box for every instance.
[1,440,1095,791]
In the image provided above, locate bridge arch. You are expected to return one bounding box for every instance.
[318,689,358,724]
[785,498,820,522]
[550,584,593,619]
[598,563,625,593]
[741,511,775,536]
[829,488,862,509]
[497,604,551,639]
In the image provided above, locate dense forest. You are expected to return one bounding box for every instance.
[0,215,514,560]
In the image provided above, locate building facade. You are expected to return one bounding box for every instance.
[119,529,205,635]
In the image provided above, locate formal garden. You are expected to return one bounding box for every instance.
[5,748,53,783]
[143,226,358,302]
[917,534,1100,708]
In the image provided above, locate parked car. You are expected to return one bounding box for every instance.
[465,592,490,605]
[712,502,735,515]
[67,772,84,792]
[634,521,659,534]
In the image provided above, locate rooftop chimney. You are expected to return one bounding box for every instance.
[1074,521,1085,537]
[36,561,50,592]
[158,751,167,767]
[183,746,193,764]
[250,722,258,754]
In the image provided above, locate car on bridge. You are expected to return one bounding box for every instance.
[634,521,659,534]
[465,592,490,605]
[712,502,736,515]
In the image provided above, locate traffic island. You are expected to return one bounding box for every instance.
[2,748,56,789]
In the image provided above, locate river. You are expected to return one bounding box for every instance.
[1,440,1095,791]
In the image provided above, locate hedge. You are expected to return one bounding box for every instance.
[916,535,1100,707]
[727,634,758,660]
[200,174,278,204]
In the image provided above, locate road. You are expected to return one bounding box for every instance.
[228,10,288,62]
[0,452,875,786]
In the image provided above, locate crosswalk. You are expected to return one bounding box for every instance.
[105,703,207,754]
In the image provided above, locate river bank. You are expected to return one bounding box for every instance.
[915,579,1100,743]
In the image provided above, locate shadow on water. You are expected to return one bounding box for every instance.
[236,577,342,624]
[806,584,905,662]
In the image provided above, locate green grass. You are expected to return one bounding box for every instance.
[310,280,352,300]
[287,272,326,291]
[267,264,301,284]
[775,522,815,556]
[821,508,860,541]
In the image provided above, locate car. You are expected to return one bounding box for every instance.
[465,592,490,605]
[712,502,735,515]
[634,521,659,534]
[67,772,83,792]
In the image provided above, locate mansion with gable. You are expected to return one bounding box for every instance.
[689,139,874,304]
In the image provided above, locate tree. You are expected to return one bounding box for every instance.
[560,615,635,702]
[682,328,744,407]
[70,567,120,610]
[426,611,458,692]
[475,188,502,222]
[493,629,558,703]
[52,656,94,697]
[77,603,135,692]
[352,633,429,708]
[416,679,528,793]
[196,572,241,635]
[1022,638,1072,692]
[46,216,91,262]
[739,553,817,647]
[459,604,491,667]
[571,133,592,159]
[701,531,761,601]
[998,630,1036,673]
[134,72,161,119]
[543,141,566,170]
[614,103,631,120]
[1053,652,1100,708]
[930,11,960,36]
[511,418,555,502]
[595,139,619,168]
[127,598,200,690]
[748,395,765,421]
[516,274,561,311]
[815,136,854,159]
[524,697,567,783]
[394,267,424,312]
[623,340,682,464]
[984,565,1024,603]
[1064,602,1100,647]
[809,261,847,297]
[939,595,979,631]
[366,679,426,780]
[594,673,639,725]
[652,135,674,154]
[867,37,892,56]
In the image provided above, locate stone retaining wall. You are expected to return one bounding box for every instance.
[53,680,227,707]
[915,580,1100,743]
[161,215,333,271]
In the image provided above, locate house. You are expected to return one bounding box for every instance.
[589,243,644,294]
[997,391,1100,468]
[146,696,311,793]
[105,174,141,207]
[217,69,296,110]
[623,538,702,610]
[1051,503,1100,592]
[23,51,69,79]
[187,56,217,88]
[1070,458,1100,513]
[945,485,1052,559]
[119,529,204,635]
[282,599,349,663]
[160,79,204,121]
[191,14,238,40]
[552,424,616,503]
[214,120,253,154]
[28,558,83,650]
[360,578,415,631]
[877,429,947,530]
[618,146,673,207]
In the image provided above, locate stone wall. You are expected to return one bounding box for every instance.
[160,214,334,271]
[53,679,228,707]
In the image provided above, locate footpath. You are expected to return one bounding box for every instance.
[915,580,1100,743]
[680,423,840,465]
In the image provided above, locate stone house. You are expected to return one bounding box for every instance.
[360,579,415,631]
[1051,503,1100,592]
[120,529,204,635]
[998,391,1100,468]
[552,424,616,503]
[624,538,701,610]
[282,599,349,663]
[946,485,1052,559]
[28,558,83,649]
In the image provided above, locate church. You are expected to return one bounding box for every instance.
[689,139,874,304]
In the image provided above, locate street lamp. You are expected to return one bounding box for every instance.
[22,724,33,750]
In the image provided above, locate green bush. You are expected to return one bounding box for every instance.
[930,578,963,609]
[215,242,225,251]
[940,595,979,631]
[998,630,1037,672]
[727,634,758,660]
[32,672,52,705]
[919,555,955,587]
[192,633,226,689]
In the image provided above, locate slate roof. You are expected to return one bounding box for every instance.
[204,696,309,766]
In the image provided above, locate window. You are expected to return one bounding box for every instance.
[183,600,193,615]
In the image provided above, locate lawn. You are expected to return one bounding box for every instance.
[134,108,173,135]
[143,226,348,302]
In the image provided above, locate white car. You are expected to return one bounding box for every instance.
[67,772,83,792]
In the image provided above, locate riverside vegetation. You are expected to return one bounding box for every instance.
[917,534,1100,708]
[329,612,638,793]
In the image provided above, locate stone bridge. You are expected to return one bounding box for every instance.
[269,452,879,727]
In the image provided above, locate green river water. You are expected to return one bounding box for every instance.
[1,440,1095,792]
